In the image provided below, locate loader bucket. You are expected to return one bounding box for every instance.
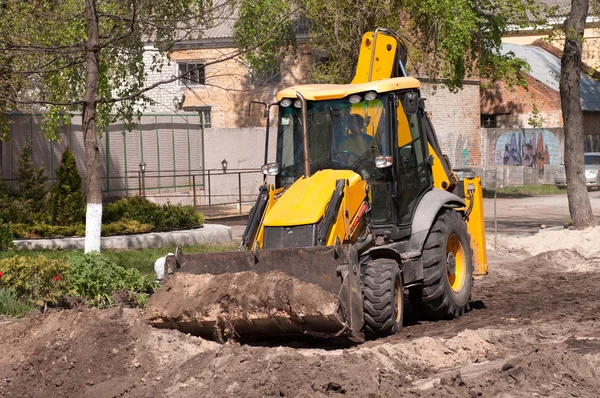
[144,244,365,342]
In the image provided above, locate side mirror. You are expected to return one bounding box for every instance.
[261,163,280,176]
[404,91,418,115]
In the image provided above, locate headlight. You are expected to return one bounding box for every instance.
[261,163,280,176]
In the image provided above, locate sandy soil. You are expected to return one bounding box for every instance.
[4,229,600,397]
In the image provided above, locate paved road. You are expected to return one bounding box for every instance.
[483,190,600,234]
[220,190,600,239]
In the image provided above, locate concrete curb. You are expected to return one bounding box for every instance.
[14,224,232,250]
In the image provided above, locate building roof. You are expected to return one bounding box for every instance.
[538,0,571,15]
[501,42,600,111]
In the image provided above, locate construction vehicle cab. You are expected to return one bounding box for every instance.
[146,29,487,342]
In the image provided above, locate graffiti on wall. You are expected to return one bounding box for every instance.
[454,134,468,168]
[489,129,559,172]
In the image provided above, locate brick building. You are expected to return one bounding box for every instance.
[481,40,600,133]
[142,20,486,168]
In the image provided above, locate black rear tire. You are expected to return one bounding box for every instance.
[363,259,403,337]
[420,209,473,319]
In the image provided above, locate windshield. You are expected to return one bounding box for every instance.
[276,95,390,186]
[585,155,600,166]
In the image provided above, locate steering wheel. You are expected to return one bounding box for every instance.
[331,150,361,165]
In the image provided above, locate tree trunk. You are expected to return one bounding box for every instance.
[560,0,597,228]
[83,0,103,253]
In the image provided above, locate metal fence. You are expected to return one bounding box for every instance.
[0,113,206,196]
[110,168,264,209]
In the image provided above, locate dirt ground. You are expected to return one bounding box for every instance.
[4,229,600,397]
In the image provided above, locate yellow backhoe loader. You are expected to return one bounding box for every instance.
[145,28,487,342]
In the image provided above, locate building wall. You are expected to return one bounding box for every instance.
[142,45,312,128]
[481,75,563,129]
[421,81,483,167]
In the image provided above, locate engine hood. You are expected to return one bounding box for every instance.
[263,169,362,227]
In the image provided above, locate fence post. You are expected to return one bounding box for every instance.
[207,169,211,206]
[192,175,197,208]
[141,170,146,198]
[238,172,242,214]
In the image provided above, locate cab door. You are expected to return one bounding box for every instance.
[394,92,432,226]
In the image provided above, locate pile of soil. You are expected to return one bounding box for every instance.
[490,226,600,258]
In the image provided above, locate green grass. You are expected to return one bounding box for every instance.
[0,288,33,318]
[100,243,239,274]
[0,243,239,275]
[482,185,567,198]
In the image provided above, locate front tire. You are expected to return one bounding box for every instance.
[363,259,403,337]
[420,209,473,319]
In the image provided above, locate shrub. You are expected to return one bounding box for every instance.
[104,196,203,230]
[0,223,15,251]
[67,253,157,306]
[14,139,48,219]
[0,288,33,317]
[0,256,70,307]
[10,223,86,239]
[101,219,153,236]
[10,220,152,239]
[48,147,85,225]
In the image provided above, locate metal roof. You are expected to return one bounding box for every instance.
[502,43,600,111]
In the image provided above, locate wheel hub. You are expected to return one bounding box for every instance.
[446,252,456,275]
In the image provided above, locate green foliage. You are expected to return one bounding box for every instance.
[233,0,297,82]
[10,223,86,239]
[14,139,48,219]
[48,147,85,225]
[103,196,204,230]
[0,0,223,138]
[0,223,15,251]
[527,104,546,129]
[10,220,153,239]
[234,0,547,90]
[482,184,567,198]
[0,288,33,318]
[67,252,157,306]
[0,242,239,274]
[0,256,70,307]
[101,219,153,236]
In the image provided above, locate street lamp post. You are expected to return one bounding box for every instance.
[139,161,146,198]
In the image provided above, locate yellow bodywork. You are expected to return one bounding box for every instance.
[461,177,488,276]
[276,77,420,102]
[429,143,454,190]
[254,170,368,249]
[266,28,487,275]
[352,32,398,83]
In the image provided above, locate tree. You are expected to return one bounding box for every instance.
[234,0,546,90]
[48,147,85,226]
[0,0,289,252]
[560,0,598,228]
[14,139,48,217]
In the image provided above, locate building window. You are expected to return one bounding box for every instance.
[178,62,205,86]
[481,114,497,128]
[251,63,281,85]
[198,107,211,128]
